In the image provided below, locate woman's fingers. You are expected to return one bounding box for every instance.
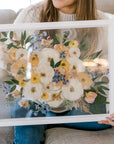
[98,120,110,125]
[110,113,114,118]
[106,117,114,126]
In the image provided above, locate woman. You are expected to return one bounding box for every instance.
[12,0,114,144]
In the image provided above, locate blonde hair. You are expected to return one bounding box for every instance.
[40,0,97,22]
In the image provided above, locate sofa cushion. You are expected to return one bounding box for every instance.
[45,127,114,144]
[0,9,17,24]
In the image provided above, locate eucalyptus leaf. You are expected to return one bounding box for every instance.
[21,33,24,46]
[10,31,13,39]
[4,81,14,85]
[80,34,88,45]
[25,36,32,44]
[89,50,102,59]
[10,85,16,92]
[79,44,90,51]
[97,87,106,95]
[54,37,60,44]
[7,43,13,49]
[23,31,26,40]
[95,81,107,86]
[11,79,19,85]
[50,59,55,68]
[2,32,7,37]
[64,41,70,46]
[55,61,61,68]
[99,86,109,91]
[0,38,7,42]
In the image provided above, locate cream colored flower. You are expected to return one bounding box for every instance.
[37,63,54,86]
[9,48,17,61]
[46,90,64,108]
[10,60,27,81]
[38,48,60,65]
[62,79,83,101]
[0,42,8,53]
[15,49,28,60]
[69,47,80,58]
[23,82,43,101]
[77,72,93,89]
[45,82,61,92]
[67,57,85,73]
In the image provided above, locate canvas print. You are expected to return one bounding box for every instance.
[0,25,110,122]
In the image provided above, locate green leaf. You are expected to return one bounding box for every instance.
[7,43,13,49]
[10,31,13,39]
[12,44,18,48]
[4,81,14,85]
[79,44,90,51]
[50,58,55,68]
[23,79,30,82]
[25,36,32,44]
[54,37,60,44]
[99,86,109,91]
[11,79,19,85]
[97,87,106,95]
[80,34,88,45]
[92,74,103,81]
[23,31,26,40]
[64,41,70,46]
[21,31,26,46]
[55,61,61,68]
[20,87,23,94]
[2,32,7,37]
[0,38,7,42]
[10,85,16,92]
[89,50,102,59]
[95,81,107,86]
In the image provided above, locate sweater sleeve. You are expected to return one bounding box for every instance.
[14,2,44,24]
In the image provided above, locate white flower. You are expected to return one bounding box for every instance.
[23,82,43,101]
[45,82,61,92]
[61,79,83,101]
[0,42,7,53]
[37,63,54,86]
[46,90,64,108]
[69,47,80,58]
[15,49,28,60]
[38,48,60,65]
[67,57,85,72]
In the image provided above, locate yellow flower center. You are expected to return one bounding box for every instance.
[41,92,49,100]
[19,80,26,87]
[31,73,40,84]
[31,87,36,93]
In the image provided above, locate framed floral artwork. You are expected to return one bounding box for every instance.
[0,20,114,126]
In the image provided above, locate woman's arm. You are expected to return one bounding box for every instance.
[98,114,114,126]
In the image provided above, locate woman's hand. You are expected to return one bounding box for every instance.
[98,113,114,126]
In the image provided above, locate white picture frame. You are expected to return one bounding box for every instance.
[0,19,114,127]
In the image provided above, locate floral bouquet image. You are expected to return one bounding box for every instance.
[0,30,109,116]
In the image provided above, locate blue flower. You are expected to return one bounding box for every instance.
[43,31,47,37]
[60,51,67,59]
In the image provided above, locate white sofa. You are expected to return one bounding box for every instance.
[0,1,114,144]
